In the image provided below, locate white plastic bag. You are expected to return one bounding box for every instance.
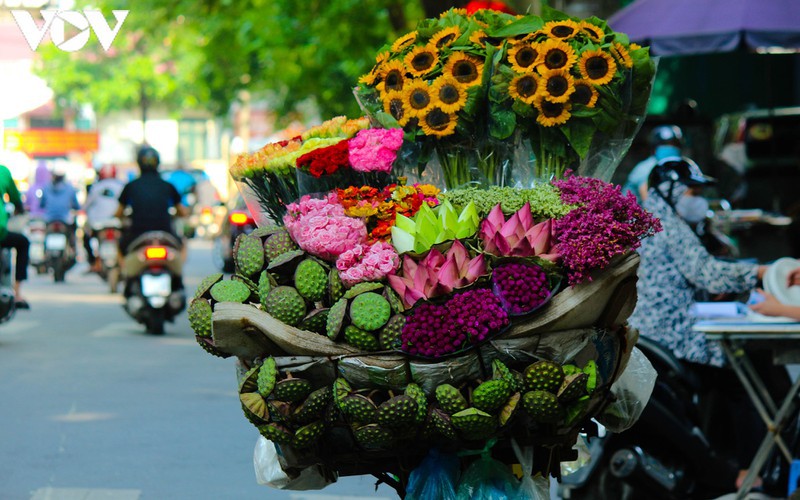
[253,436,337,490]
[512,439,550,500]
[596,346,657,432]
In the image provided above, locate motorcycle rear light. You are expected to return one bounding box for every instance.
[145,246,168,260]
[103,229,117,239]
[229,212,250,225]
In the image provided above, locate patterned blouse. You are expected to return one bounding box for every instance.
[629,186,759,366]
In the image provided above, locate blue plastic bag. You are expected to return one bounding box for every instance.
[406,448,460,500]
[456,446,521,500]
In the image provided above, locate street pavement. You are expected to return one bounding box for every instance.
[0,239,395,499]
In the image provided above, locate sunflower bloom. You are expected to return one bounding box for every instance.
[538,38,577,71]
[391,31,418,53]
[377,59,407,93]
[538,68,575,103]
[430,26,461,49]
[382,90,412,126]
[611,42,633,69]
[404,44,440,77]
[508,42,541,72]
[578,21,605,41]
[508,73,540,104]
[534,95,572,127]
[578,49,617,85]
[630,43,642,51]
[571,79,599,108]
[542,20,580,39]
[444,53,484,86]
[470,29,502,48]
[431,75,468,113]
[359,68,379,86]
[420,107,457,137]
[402,79,434,117]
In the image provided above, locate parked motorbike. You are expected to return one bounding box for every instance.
[0,247,16,325]
[559,336,791,499]
[90,219,122,292]
[26,217,47,275]
[121,231,186,335]
[44,220,76,282]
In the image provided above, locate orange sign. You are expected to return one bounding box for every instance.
[3,129,99,156]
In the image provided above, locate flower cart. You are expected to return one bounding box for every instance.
[191,6,660,498]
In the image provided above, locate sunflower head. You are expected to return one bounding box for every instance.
[431,75,468,113]
[542,20,580,40]
[404,44,440,77]
[391,31,418,54]
[420,106,457,137]
[538,38,577,72]
[508,73,540,104]
[578,49,617,85]
[444,53,484,86]
[578,21,605,41]
[402,80,434,117]
[378,59,408,93]
[539,68,575,103]
[430,26,461,49]
[611,42,633,69]
[382,90,411,126]
[470,29,503,48]
[571,79,598,108]
[508,42,540,73]
[534,95,572,127]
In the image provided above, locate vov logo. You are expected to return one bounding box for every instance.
[12,9,129,52]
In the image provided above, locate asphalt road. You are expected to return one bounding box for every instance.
[0,239,395,500]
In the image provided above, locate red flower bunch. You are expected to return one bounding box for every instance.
[296,140,350,178]
[466,1,515,15]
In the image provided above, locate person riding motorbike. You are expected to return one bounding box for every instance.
[83,164,124,273]
[116,146,188,289]
[623,125,684,202]
[0,162,30,309]
[39,165,80,277]
[628,156,790,491]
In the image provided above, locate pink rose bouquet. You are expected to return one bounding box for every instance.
[336,241,400,286]
[348,128,404,173]
[284,194,368,262]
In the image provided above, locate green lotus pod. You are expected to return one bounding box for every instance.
[343,325,380,351]
[391,200,480,254]
[378,314,405,350]
[583,360,598,394]
[472,379,513,413]
[499,392,521,427]
[343,282,384,300]
[299,308,329,334]
[239,364,261,394]
[188,298,212,337]
[257,270,279,307]
[264,229,298,261]
[326,298,348,340]
[234,233,265,276]
[264,286,306,326]
[267,400,293,424]
[522,390,564,423]
[293,386,332,425]
[557,372,589,403]
[195,335,231,359]
[451,407,497,437]
[240,392,269,422]
[266,249,304,275]
[353,424,393,449]
[209,279,251,303]
[194,273,223,299]
[274,378,313,403]
[294,259,328,302]
[292,421,324,449]
[328,269,345,304]
[435,384,468,415]
[232,274,259,298]
[339,394,378,424]
[251,224,282,239]
[376,395,418,428]
[404,383,428,424]
[349,292,391,331]
[324,401,343,426]
[430,408,458,440]
[333,377,353,409]
[256,357,278,398]
[258,423,293,445]
[491,359,523,392]
[383,286,405,314]
[524,360,565,393]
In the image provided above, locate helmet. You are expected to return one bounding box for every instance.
[649,125,683,147]
[136,146,160,171]
[649,156,716,207]
[98,164,117,180]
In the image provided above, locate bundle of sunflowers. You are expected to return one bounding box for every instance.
[193,6,658,493]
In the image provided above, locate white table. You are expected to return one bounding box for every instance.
[693,320,800,499]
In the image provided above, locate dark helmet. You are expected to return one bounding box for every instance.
[136,146,160,171]
[649,156,716,205]
[649,125,683,147]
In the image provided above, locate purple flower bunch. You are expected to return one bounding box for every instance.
[552,174,662,285]
[491,262,551,314]
[400,288,509,357]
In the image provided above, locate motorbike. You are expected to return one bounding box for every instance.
[26,217,48,275]
[0,247,16,325]
[559,336,793,500]
[44,220,76,282]
[90,219,122,293]
[121,231,186,335]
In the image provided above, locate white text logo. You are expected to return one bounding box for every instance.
[11,9,129,52]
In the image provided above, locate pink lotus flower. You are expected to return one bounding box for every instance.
[388,239,487,308]
[479,203,560,261]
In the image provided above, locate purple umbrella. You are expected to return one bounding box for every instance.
[608,0,800,56]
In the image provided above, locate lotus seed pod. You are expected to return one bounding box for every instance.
[343,325,380,351]
[344,282,384,300]
[234,234,265,276]
[264,286,306,326]
[524,360,565,393]
[299,308,329,334]
[256,357,278,398]
[251,225,282,239]
[339,394,378,424]
[194,273,223,299]
[333,377,353,409]
[239,364,260,394]
[257,270,275,307]
[435,384,468,415]
[491,359,522,391]
[274,378,313,403]
[349,292,391,331]
[557,372,589,403]
[294,259,328,302]
[326,298,348,340]
[376,395,418,427]
[264,229,298,261]
[209,279,251,303]
[240,392,269,423]
[232,274,259,296]
[267,400,293,424]
[328,269,345,304]
[353,424,393,449]
[472,378,513,413]
[378,314,405,350]
[188,298,212,337]
[431,408,457,440]
[293,386,332,425]
[258,423,293,445]
[292,421,324,449]
[195,336,231,358]
[404,383,428,424]
[499,392,521,427]
[522,390,564,423]
[451,408,497,437]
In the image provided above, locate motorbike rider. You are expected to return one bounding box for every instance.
[629,156,789,491]
[83,164,124,273]
[623,125,684,202]
[116,146,188,289]
[39,165,80,259]
[0,162,30,309]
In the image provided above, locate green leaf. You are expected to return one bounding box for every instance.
[562,118,596,159]
[489,108,517,141]
[488,17,544,38]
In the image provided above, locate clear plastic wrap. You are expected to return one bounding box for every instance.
[253,436,337,490]
[512,439,551,500]
[595,346,657,432]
